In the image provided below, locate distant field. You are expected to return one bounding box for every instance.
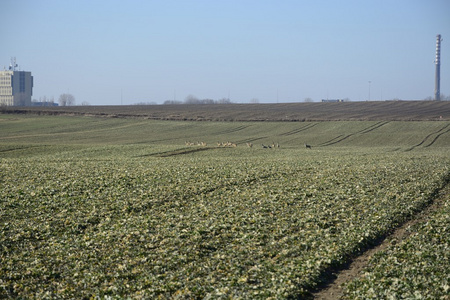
[2,100,450,121]
[1,115,449,149]
[0,114,449,298]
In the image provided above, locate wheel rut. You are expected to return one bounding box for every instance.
[406,123,450,151]
[311,180,450,299]
[317,121,389,147]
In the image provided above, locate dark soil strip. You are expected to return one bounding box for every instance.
[315,135,344,147]
[359,121,390,134]
[311,181,450,299]
[3,101,449,121]
[0,145,41,153]
[136,147,215,158]
[406,123,450,151]
[317,121,389,147]
[0,101,450,122]
[279,123,318,136]
[424,127,450,147]
[0,146,33,153]
[317,134,353,147]
[215,125,251,135]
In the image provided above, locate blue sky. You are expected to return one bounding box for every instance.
[1,0,449,104]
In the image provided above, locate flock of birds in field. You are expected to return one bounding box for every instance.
[185,141,313,149]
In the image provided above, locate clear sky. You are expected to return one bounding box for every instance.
[1,0,449,105]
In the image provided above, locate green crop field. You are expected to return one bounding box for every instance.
[342,184,450,299]
[1,114,449,299]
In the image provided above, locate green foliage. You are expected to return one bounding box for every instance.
[0,115,449,298]
[1,115,449,149]
[342,186,450,299]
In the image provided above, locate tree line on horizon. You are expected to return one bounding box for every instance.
[163,95,233,105]
[30,93,450,107]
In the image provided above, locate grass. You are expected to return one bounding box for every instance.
[0,114,449,298]
[342,183,450,299]
[1,115,449,148]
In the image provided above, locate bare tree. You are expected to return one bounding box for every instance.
[304,97,313,102]
[184,95,200,104]
[58,93,75,106]
[217,98,231,104]
[438,93,449,101]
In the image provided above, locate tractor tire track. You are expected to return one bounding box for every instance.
[317,121,389,147]
[279,123,318,136]
[406,123,450,151]
[215,125,251,135]
[359,121,390,134]
[0,145,39,153]
[311,177,450,300]
[315,135,344,147]
[0,121,151,140]
[135,146,217,158]
[424,127,450,147]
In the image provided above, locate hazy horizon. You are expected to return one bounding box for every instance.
[1,0,449,105]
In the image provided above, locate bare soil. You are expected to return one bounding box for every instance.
[2,101,450,121]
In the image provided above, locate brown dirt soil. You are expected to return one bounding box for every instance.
[2,101,450,121]
[312,183,450,299]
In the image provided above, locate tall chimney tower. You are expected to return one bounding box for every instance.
[435,34,442,101]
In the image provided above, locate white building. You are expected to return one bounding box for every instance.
[0,62,33,106]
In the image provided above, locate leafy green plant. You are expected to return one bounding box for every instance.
[342,185,450,299]
[0,116,449,298]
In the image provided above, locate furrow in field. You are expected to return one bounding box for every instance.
[279,123,318,136]
[316,135,344,147]
[0,121,150,140]
[215,125,251,135]
[317,134,353,147]
[406,123,450,151]
[0,145,38,153]
[423,125,450,147]
[358,121,390,133]
[317,122,390,147]
[153,147,215,157]
[313,175,450,300]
